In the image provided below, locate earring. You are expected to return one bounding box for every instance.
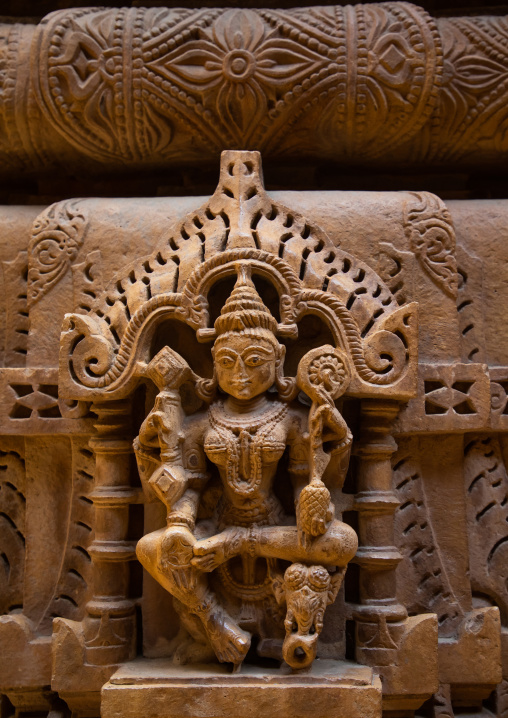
[195,367,218,403]
[275,361,298,401]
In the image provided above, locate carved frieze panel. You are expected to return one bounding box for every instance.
[52,151,422,685]
[0,152,506,714]
[32,4,441,164]
[0,6,508,173]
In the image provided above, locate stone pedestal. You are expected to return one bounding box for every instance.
[101,658,382,718]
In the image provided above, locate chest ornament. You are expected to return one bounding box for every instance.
[206,400,288,497]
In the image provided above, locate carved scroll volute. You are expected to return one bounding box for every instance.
[295,292,419,401]
[358,301,418,399]
[59,313,117,400]
[28,200,87,306]
[404,191,458,298]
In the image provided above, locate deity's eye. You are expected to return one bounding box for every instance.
[245,354,265,367]
[219,356,235,368]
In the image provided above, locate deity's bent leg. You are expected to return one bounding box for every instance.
[192,520,357,571]
[255,520,358,566]
[136,526,251,665]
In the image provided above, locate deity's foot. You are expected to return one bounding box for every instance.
[200,604,251,665]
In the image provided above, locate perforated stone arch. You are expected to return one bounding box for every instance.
[59,150,417,401]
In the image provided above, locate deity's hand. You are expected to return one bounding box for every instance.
[191,536,227,573]
[191,528,246,572]
[149,463,187,509]
[313,402,348,445]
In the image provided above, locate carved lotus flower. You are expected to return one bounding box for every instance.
[154,9,324,143]
[308,353,347,396]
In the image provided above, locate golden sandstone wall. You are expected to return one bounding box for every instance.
[0,5,507,718]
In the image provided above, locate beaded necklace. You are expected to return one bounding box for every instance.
[208,400,288,497]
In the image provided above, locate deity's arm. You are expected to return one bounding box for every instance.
[136,384,209,527]
[286,405,311,504]
[171,415,210,529]
[320,402,350,446]
[287,403,350,542]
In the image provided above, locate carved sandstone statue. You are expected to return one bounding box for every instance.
[134,264,357,670]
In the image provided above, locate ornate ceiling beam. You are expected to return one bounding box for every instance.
[1,4,507,174]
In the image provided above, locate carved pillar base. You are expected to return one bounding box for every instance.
[379,614,438,714]
[439,607,502,706]
[2,689,54,717]
[0,615,51,690]
[51,617,120,714]
[101,658,382,718]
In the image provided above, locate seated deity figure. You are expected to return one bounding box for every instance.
[135,265,358,670]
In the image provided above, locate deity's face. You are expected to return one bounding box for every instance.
[213,333,279,401]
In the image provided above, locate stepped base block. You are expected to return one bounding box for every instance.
[101,658,382,718]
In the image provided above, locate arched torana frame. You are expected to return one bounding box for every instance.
[59,150,417,403]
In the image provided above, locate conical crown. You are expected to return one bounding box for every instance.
[214,264,278,336]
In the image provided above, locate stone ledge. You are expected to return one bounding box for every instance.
[102,658,382,718]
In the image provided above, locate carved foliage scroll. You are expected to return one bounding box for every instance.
[28,200,87,307]
[393,437,464,637]
[404,191,458,298]
[0,445,26,615]
[464,435,508,623]
[36,438,94,630]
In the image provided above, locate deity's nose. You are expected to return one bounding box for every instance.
[234,356,248,377]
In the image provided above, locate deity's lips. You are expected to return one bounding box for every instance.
[230,380,252,389]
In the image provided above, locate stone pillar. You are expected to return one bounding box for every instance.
[353,399,407,667]
[85,400,137,665]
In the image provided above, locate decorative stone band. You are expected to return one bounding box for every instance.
[2,361,505,435]
[0,367,94,434]
[1,5,508,172]
[395,362,492,434]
